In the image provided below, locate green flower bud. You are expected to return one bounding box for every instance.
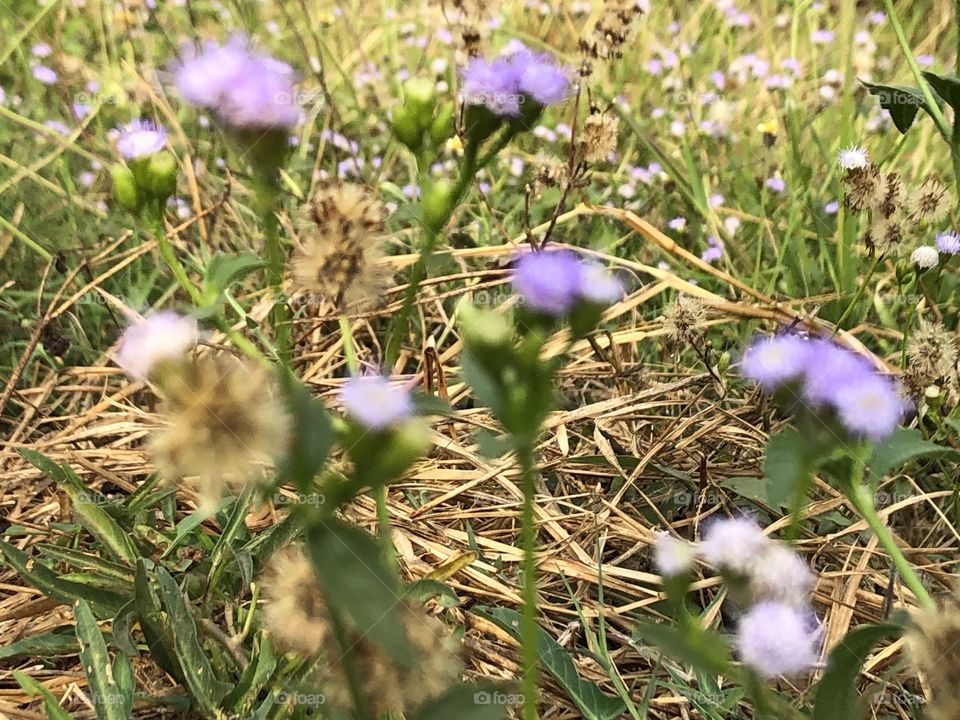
[392,106,423,153]
[403,77,436,126]
[422,178,455,234]
[429,102,456,147]
[717,351,731,375]
[460,303,513,351]
[145,151,178,203]
[110,164,141,213]
[349,420,431,488]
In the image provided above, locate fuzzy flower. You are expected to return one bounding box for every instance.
[908,176,950,223]
[749,545,814,607]
[173,35,299,130]
[837,145,869,170]
[833,374,907,441]
[765,176,786,193]
[578,261,624,304]
[906,595,960,720]
[262,547,331,657]
[512,249,585,314]
[663,295,705,346]
[115,311,198,380]
[911,245,940,269]
[577,112,619,163]
[935,231,960,255]
[32,65,57,84]
[461,56,522,116]
[735,601,819,678]
[116,120,167,159]
[340,375,414,431]
[800,339,873,406]
[739,334,811,391]
[653,533,696,577]
[700,517,770,576]
[512,48,571,106]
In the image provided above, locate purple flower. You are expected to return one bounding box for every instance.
[739,334,811,390]
[116,120,167,159]
[700,516,771,575]
[701,245,723,263]
[824,200,839,214]
[115,311,198,380]
[461,56,522,116]
[833,374,907,441]
[800,339,873,406]
[173,36,299,130]
[765,176,786,193]
[735,601,820,678]
[339,375,414,431]
[935,231,960,255]
[513,49,570,106]
[31,42,52,58]
[32,65,57,84]
[512,250,584,314]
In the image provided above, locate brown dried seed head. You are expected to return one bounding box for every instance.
[577,112,619,165]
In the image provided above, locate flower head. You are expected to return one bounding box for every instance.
[749,545,814,607]
[653,533,696,577]
[800,339,874,406]
[512,48,571,106]
[115,311,198,380]
[512,249,585,314]
[936,231,960,255]
[116,120,167,159]
[578,261,624,304]
[173,35,299,130]
[32,65,57,84]
[700,516,770,575]
[837,145,869,170]
[735,601,820,678]
[340,375,414,431]
[461,56,523,116]
[833,373,907,441]
[911,245,940,269]
[739,334,811,391]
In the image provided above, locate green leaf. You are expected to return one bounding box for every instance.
[922,71,960,112]
[867,427,958,480]
[111,602,140,657]
[474,428,512,459]
[304,518,412,664]
[720,476,787,508]
[155,567,231,713]
[460,347,507,420]
[473,606,626,720]
[763,426,813,508]
[0,541,127,615]
[411,682,511,720]
[74,599,134,720]
[633,619,732,677]
[276,374,334,495]
[202,250,264,302]
[133,561,184,683]
[17,448,138,565]
[224,634,278,714]
[1,627,79,660]
[860,80,935,133]
[161,497,235,559]
[13,671,74,720]
[402,579,460,607]
[813,621,904,720]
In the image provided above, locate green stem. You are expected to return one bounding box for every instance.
[153,213,202,306]
[884,0,951,140]
[518,445,539,720]
[847,456,934,608]
[833,254,880,332]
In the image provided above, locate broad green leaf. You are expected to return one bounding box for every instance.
[460,348,506,420]
[474,606,626,720]
[155,567,231,713]
[111,601,140,657]
[205,484,255,592]
[74,599,134,720]
[1,627,78,660]
[720,476,787,508]
[813,622,904,720]
[202,250,264,303]
[0,541,126,615]
[276,374,334,495]
[763,426,813,508]
[224,634,278,714]
[305,518,412,664]
[922,71,960,112]
[402,579,460,607]
[411,682,511,720]
[133,561,184,683]
[860,80,935,133]
[161,497,235,559]
[13,671,74,720]
[867,427,958,480]
[633,619,732,677]
[37,544,134,583]
[475,428,513,459]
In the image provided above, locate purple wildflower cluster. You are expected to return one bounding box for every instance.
[511,249,623,315]
[740,333,908,441]
[655,517,820,678]
[339,375,414,431]
[173,35,299,130]
[461,45,570,117]
[116,120,167,160]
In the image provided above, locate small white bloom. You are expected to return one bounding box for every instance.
[749,545,814,606]
[653,533,696,577]
[736,601,820,677]
[700,517,770,574]
[115,311,198,380]
[837,145,869,170]
[911,245,939,269]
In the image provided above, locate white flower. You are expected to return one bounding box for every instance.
[911,245,939,269]
[653,533,696,577]
[700,517,771,574]
[735,601,820,677]
[837,145,869,170]
[749,545,814,606]
[115,311,198,380]
[339,375,414,430]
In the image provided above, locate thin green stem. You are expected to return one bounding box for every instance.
[153,214,202,306]
[848,458,934,608]
[833,254,880,332]
[262,205,291,366]
[518,445,539,720]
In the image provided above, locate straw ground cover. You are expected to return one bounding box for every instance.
[1,1,959,718]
